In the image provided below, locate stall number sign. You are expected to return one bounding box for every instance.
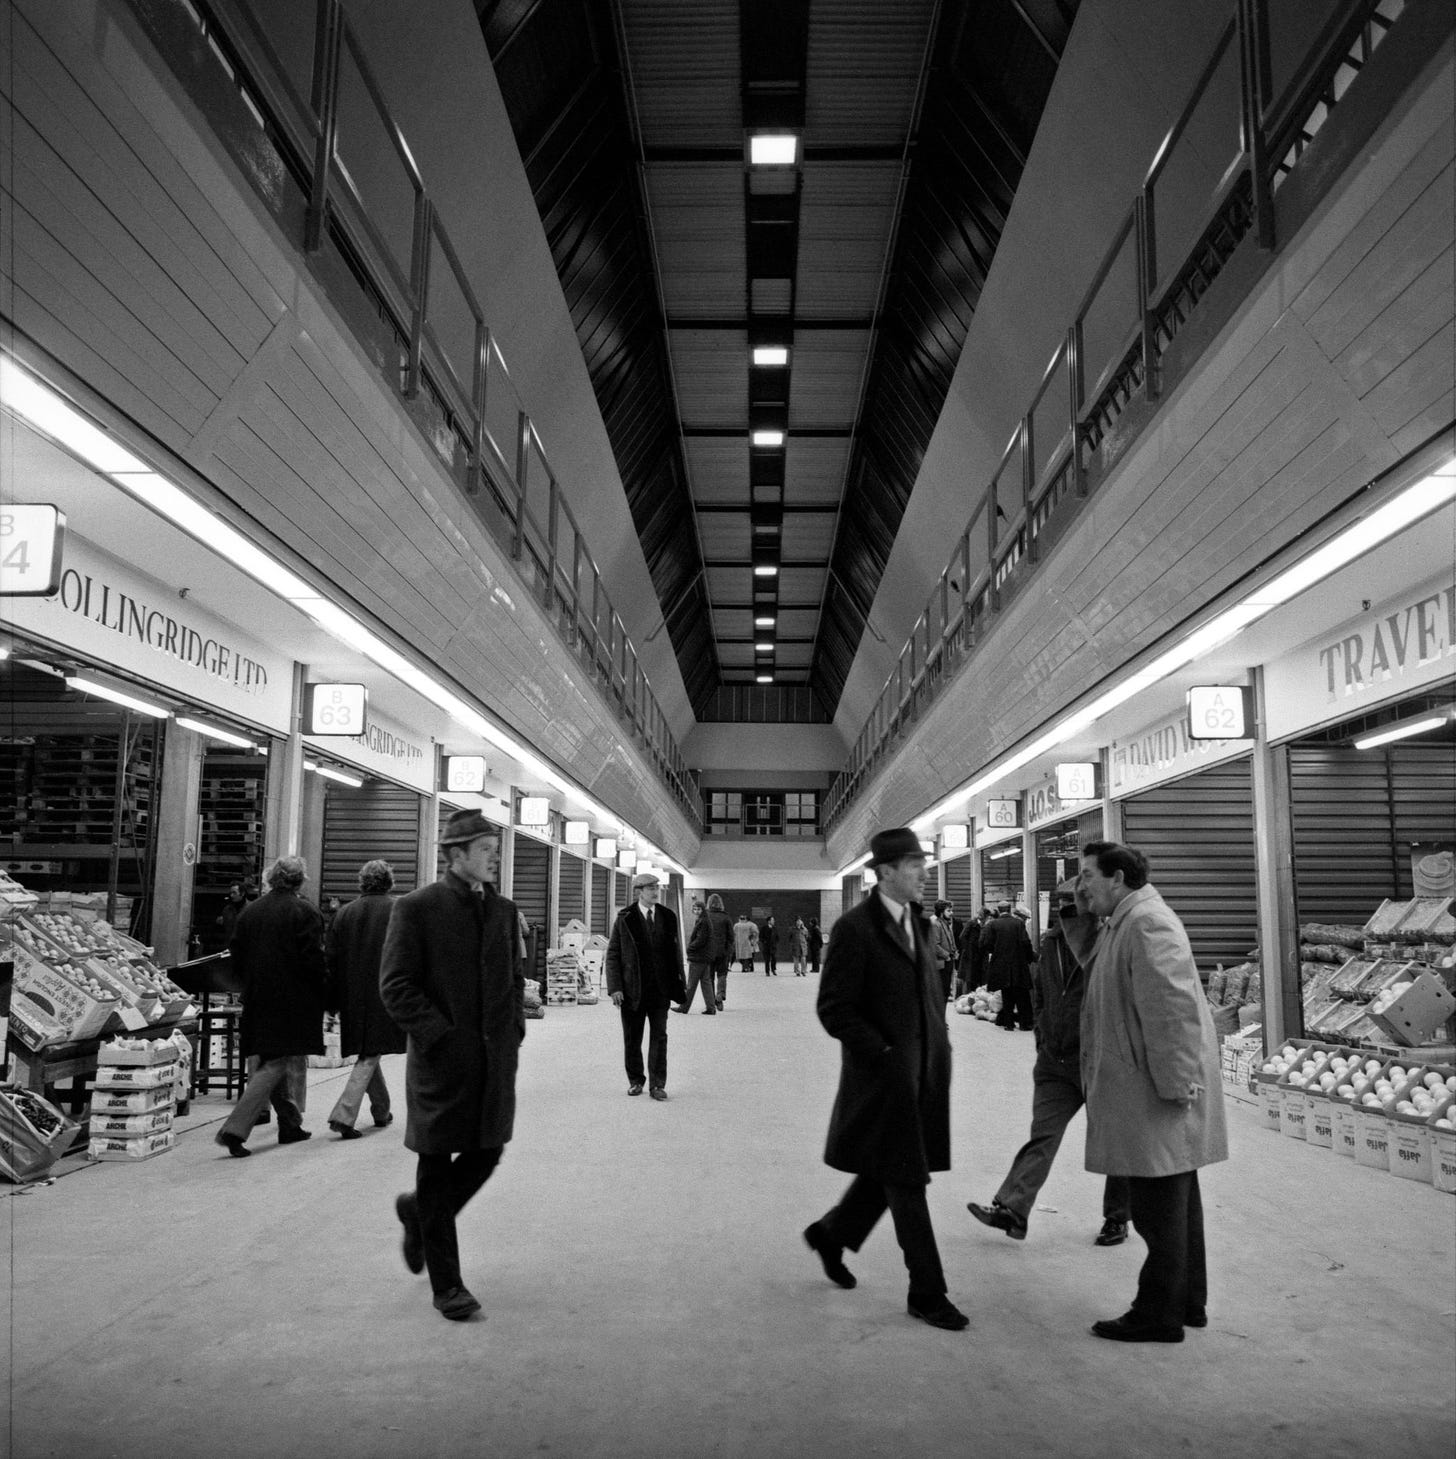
[986,799,1020,829]
[1187,685,1253,740]
[0,505,65,596]
[445,755,486,793]
[305,682,367,735]
[1055,762,1098,801]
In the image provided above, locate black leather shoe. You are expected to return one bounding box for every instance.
[671,1004,690,1014]
[432,1286,482,1322]
[628,1083,644,1096]
[277,1126,312,1145]
[373,1112,394,1128]
[1095,1219,1128,1247]
[967,1200,1027,1240]
[907,1296,970,1331]
[649,1087,667,1101]
[803,1222,856,1289]
[329,1121,363,1140]
[214,1132,250,1158]
[1091,1313,1183,1343]
[395,1193,424,1274]
[1184,1308,1208,1328]
[701,1009,716,1015]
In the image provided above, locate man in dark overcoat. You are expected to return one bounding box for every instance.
[802,827,968,1332]
[606,870,688,1099]
[323,858,407,1139]
[981,900,1036,1030]
[379,810,525,1322]
[214,855,326,1156]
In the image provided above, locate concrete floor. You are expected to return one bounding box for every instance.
[3,972,1453,1459]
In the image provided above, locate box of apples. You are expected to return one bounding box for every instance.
[1385,1064,1455,1184]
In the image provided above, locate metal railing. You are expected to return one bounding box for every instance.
[824,0,1410,832]
[162,0,700,828]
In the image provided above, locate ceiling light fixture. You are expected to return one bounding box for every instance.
[754,615,776,627]
[305,760,365,788]
[752,346,790,367]
[754,641,773,651]
[175,716,257,749]
[749,134,798,166]
[1352,714,1450,751]
[751,429,784,448]
[753,565,779,577]
[66,675,170,718]
[756,674,774,684]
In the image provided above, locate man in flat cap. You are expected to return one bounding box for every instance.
[606,870,687,1100]
[802,827,968,1331]
[379,809,526,1322]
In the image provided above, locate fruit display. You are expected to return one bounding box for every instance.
[0,1084,78,1182]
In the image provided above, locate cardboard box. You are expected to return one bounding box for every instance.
[0,1085,79,1181]
[96,1038,180,1068]
[1429,1121,1456,1194]
[87,1129,174,1162]
[1257,1078,1282,1132]
[9,941,121,1045]
[88,1084,173,1115]
[1354,1107,1391,1170]
[1278,1087,1308,1140]
[87,1107,173,1138]
[1306,1097,1335,1148]
[1330,1101,1360,1158]
[1388,1120,1432,1182]
[90,1062,177,1090]
[1367,972,1456,1046]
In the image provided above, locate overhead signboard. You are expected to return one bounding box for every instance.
[304,703,432,793]
[1054,762,1099,802]
[595,837,617,860]
[986,798,1020,830]
[444,755,486,793]
[1187,685,1254,740]
[563,820,590,845]
[304,682,367,737]
[518,796,550,827]
[940,823,969,851]
[0,504,65,596]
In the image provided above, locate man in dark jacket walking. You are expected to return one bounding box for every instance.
[705,893,734,1009]
[674,899,717,1014]
[981,901,1036,1030]
[379,810,526,1322]
[214,855,326,1156]
[607,870,688,1098]
[966,880,1130,1244]
[324,859,407,1138]
[802,827,968,1332]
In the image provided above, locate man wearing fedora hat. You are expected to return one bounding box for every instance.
[802,827,968,1332]
[606,870,688,1099]
[379,808,526,1322]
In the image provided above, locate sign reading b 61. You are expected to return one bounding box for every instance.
[0,505,66,596]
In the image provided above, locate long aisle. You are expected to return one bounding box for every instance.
[4,974,1453,1458]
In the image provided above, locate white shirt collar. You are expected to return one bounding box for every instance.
[877,888,909,923]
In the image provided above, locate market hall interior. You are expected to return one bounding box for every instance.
[1,0,1455,1454]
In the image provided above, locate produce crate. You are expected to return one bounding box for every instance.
[1367,972,1456,1047]
[1430,1122,1456,1194]
[89,1085,173,1115]
[96,1037,180,1068]
[90,1061,176,1090]
[87,1129,174,1162]
[1330,1100,1360,1158]
[0,1084,79,1181]
[1354,1107,1391,1170]
[88,1107,173,1139]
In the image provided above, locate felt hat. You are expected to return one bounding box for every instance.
[867,827,926,867]
[631,870,661,890]
[438,808,497,847]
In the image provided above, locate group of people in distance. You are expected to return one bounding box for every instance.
[215,808,1223,1337]
[805,827,1225,1341]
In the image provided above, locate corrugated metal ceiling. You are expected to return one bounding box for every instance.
[478,0,1079,722]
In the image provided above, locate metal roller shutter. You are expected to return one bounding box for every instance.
[1291,743,1456,924]
[1119,759,1257,973]
[322,782,421,902]
[513,835,551,988]
[615,871,631,907]
[558,851,586,932]
[591,864,611,934]
[943,854,972,909]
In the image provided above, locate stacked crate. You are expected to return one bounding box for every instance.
[86,1038,179,1163]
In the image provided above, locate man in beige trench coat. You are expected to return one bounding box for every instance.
[1062,840,1228,1344]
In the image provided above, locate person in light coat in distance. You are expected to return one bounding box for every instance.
[802,827,968,1332]
[733,913,758,973]
[789,917,809,975]
[379,810,526,1322]
[323,859,407,1138]
[1061,840,1228,1344]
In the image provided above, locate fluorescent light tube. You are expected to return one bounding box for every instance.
[1,357,148,474]
[1352,715,1448,750]
[751,429,784,447]
[749,134,798,165]
[752,346,789,366]
[753,565,779,577]
[309,763,364,787]
[175,716,256,748]
[754,615,776,627]
[67,675,170,718]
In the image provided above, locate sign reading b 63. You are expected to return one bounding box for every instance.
[0,505,66,596]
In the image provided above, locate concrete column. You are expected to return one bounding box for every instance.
[150,721,204,965]
[548,839,561,946]
[970,838,985,912]
[498,824,516,899]
[1251,665,1299,1049]
[264,662,307,861]
[1100,748,1124,841]
[417,788,441,889]
[300,769,326,895]
[1022,828,1040,947]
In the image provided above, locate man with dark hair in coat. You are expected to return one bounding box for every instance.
[380,810,526,1322]
[674,899,717,1015]
[324,859,407,1139]
[981,901,1036,1030]
[802,828,968,1332]
[607,870,688,1099]
[214,855,326,1156]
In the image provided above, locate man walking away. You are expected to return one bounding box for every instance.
[802,828,968,1332]
[1062,841,1228,1344]
[380,810,526,1322]
[606,871,688,1099]
[214,855,325,1156]
[981,902,1035,1031]
[705,893,734,1009]
[325,859,406,1138]
[966,878,1130,1244]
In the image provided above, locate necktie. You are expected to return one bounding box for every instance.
[902,910,914,953]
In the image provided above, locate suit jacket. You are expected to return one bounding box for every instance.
[816,890,951,1186]
[605,904,687,1009]
[980,914,1035,992]
[379,873,525,1154]
[326,892,406,1057]
[1063,885,1229,1177]
[231,888,326,1059]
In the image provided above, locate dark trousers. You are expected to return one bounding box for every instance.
[995,1058,1130,1224]
[1125,1170,1207,1328]
[820,1174,946,1299]
[996,984,1034,1029]
[415,1146,503,1295]
[620,995,670,1088]
[683,960,716,1012]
